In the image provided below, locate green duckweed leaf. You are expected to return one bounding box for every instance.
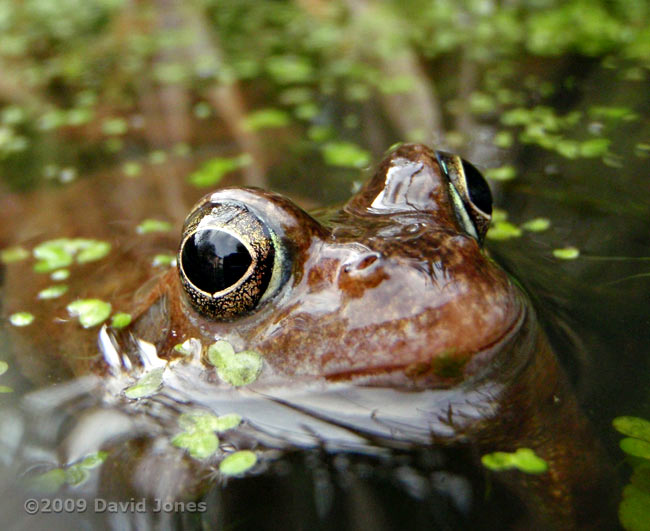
[123,161,142,177]
[481,448,548,474]
[485,165,516,181]
[153,254,175,267]
[110,312,132,329]
[219,450,257,476]
[521,218,551,232]
[0,361,8,376]
[619,481,650,531]
[491,208,508,223]
[37,285,68,300]
[51,269,70,281]
[136,219,172,234]
[0,385,13,393]
[124,367,165,399]
[33,239,111,272]
[188,154,252,188]
[614,417,650,443]
[621,438,650,460]
[67,299,111,328]
[78,451,108,469]
[102,118,128,136]
[65,465,90,486]
[149,150,167,165]
[208,341,263,387]
[266,55,313,84]
[0,246,29,263]
[486,221,522,240]
[76,240,111,263]
[322,141,370,168]
[493,131,514,148]
[9,312,34,327]
[180,411,242,433]
[29,468,66,493]
[172,430,219,459]
[553,247,580,260]
[173,338,202,356]
[242,108,290,131]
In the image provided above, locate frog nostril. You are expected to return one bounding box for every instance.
[342,253,381,274]
[357,254,379,270]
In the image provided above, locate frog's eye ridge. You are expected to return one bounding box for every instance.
[435,151,493,243]
[178,200,283,320]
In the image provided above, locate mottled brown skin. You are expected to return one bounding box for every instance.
[2,144,613,528]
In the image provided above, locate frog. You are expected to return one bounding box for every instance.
[1,143,613,529]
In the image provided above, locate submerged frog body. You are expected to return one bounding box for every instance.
[3,144,613,529]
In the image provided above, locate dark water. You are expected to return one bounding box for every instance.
[0,6,649,529]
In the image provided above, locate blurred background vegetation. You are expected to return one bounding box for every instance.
[0,0,648,202]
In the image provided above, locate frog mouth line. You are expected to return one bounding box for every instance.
[323,304,527,387]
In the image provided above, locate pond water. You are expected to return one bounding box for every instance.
[0,2,649,530]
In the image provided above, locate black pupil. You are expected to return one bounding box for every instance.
[181,230,252,293]
[462,159,493,215]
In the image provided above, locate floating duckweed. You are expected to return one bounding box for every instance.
[78,451,108,469]
[620,438,650,460]
[219,450,257,476]
[64,465,90,486]
[491,208,508,223]
[308,125,334,143]
[635,143,650,158]
[266,55,313,84]
[153,254,175,267]
[485,165,516,181]
[481,448,548,474]
[553,247,580,260]
[110,312,132,329]
[294,102,319,121]
[613,417,650,442]
[123,161,142,177]
[486,221,522,240]
[172,430,219,460]
[124,367,165,399]
[521,218,551,232]
[33,238,111,272]
[136,219,173,234]
[173,143,191,157]
[0,361,7,376]
[149,150,167,165]
[580,138,610,158]
[188,154,252,188]
[193,101,212,119]
[588,106,639,122]
[556,140,581,159]
[9,312,34,327]
[29,468,66,493]
[51,269,70,281]
[101,117,128,136]
[619,472,650,531]
[179,411,242,433]
[0,385,13,393]
[493,131,514,148]
[105,137,124,153]
[242,108,290,131]
[379,76,415,95]
[67,299,111,328]
[174,338,202,356]
[37,285,68,300]
[469,92,496,114]
[322,141,371,169]
[0,246,29,263]
[208,341,263,387]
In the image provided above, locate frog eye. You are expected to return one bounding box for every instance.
[178,201,284,319]
[435,151,493,242]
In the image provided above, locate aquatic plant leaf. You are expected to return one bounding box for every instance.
[486,221,522,240]
[619,482,650,531]
[110,312,132,329]
[219,450,257,476]
[37,285,68,299]
[101,118,128,136]
[173,338,202,356]
[188,154,252,187]
[9,312,34,327]
[172,430,219,460]
[51,269,70,280]
[266,55,313,84]
[491,208,508,223]
[76,240,111,263]
[33,238,111,272]
[179,411,241,433]
[481,448,548,474]
[493,131,513,148]
[136,219,172,234]
[208,341,263,387]
[29,468,66,493]
[0,361,7,376]
[620,438,650,460]
[123,161,142,177]
[321,142,371,168]
[65,465,90,486]
[553,247,580,260]
[149,150,167,165]
[67,299,112,328]
[614,417,650,443]
[485,165,516,181]
[521,218,551,232]
[242,108,290,131]
[0,246,29,263]
[0,385,13,393]
[153,254,175,267]
[124,367,164,399]
[78,451,108,469]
